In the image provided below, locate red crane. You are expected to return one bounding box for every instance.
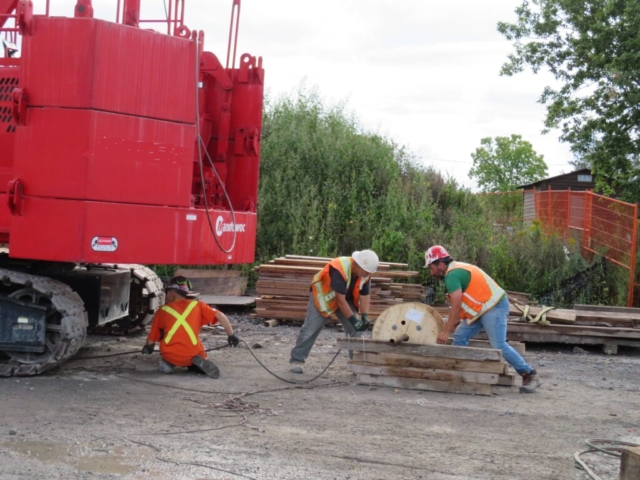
[0,0,264,375]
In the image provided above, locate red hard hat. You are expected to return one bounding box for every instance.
[424,245,450,267]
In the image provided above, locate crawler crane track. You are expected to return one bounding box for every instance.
[90,264,165,333]
[0,268,87,377]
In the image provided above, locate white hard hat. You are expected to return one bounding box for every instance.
[352,249,379,274]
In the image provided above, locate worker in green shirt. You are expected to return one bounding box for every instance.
[425,245,541,393]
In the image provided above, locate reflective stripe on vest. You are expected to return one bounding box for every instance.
[447,262,505,324]
[162,301,199,345]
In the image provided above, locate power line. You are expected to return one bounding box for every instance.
[415,156,572,167]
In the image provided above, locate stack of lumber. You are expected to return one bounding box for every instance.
[253,255,421,322]
[338,338,512,396]
[436,301,640,353]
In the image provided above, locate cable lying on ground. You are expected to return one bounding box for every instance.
[574,438,640,480]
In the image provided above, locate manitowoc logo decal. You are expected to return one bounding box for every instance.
[215,216,246,236]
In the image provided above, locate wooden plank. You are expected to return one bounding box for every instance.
[497,372,516,386]
[199,295,256,306]
[354,373,493,396]
[336,338,503,361]
[272,258,392,271]
[351,352,505,374]
[257,264,418,279]
[263,319,280,327]
[574,310,640,327]
[347,362,500,384]
[506,291,532,303]
[501,331,640,347]
[284,255,409,269]
[447,338,526,356]
[506,322,640,339]
[620,447,640,480]
[574,304,640,314]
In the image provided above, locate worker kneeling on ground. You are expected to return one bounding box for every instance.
[425,246,542,393]
[289,250,378,374]
[142,276,240,378]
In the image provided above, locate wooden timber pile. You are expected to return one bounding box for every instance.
[253,255,422,322]
[434,301,640,354]
[338,338,512,396]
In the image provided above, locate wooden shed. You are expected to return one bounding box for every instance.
[517,169,595,223]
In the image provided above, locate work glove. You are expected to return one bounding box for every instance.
[227,334,240,347]
[141,344,154,355]
[360,313,370,331]
[347,315,366,332]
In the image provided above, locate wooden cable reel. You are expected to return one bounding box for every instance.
[372,302,445,345]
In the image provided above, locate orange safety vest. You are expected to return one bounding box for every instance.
[446,261,505,324]
[311,257,369,317]
[148,299,217,367]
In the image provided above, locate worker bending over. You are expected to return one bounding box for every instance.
[142,276,240,378]
[290,250,379,374]
[425,246,541,393]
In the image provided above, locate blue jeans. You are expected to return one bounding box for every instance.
[453,296,532,375]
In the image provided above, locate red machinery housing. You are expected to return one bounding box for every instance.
[0,0,264,375]
[0,0,263,264]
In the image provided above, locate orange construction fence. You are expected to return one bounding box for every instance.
[533,188,638,306]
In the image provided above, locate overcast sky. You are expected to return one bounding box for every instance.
[46,0,575,189]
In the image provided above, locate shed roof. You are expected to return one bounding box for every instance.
[517,168,592,189]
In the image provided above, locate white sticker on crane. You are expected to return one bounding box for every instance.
[186,214,197,221]
[91,236,118,252]
[404,308,424,324]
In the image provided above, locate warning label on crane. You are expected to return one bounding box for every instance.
[91,236,119,252]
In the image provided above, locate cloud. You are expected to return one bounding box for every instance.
[40,0,575,188]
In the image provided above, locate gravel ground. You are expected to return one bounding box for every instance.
[1,312,639,479]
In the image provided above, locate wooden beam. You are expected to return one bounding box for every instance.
[506,322,640,339]
[351,352,506,374]
[497,372,516,386]
[620,447,640,480]
[354,373,493,396]
[347,362,500,385]
[336,338,503,361]
[573,304,640,314]
[447,338,526,356]
[500,331,640,347]
[574,310,640,327]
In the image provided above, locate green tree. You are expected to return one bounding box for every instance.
[469,135,548,192]
[498,0,640,201]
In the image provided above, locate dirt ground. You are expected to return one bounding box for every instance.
[1,310,639,480]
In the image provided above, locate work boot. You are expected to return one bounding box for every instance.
[192,355,220,379]
[158,359,175,374]
[290,360,304,374]
[520,369,541,393]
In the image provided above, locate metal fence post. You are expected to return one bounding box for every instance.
[629,204,638,307]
